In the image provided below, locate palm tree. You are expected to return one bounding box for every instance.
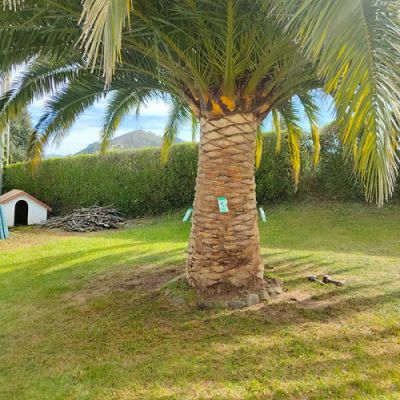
[1,0,399,289]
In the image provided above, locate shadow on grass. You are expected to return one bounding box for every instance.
[0,243,186,303]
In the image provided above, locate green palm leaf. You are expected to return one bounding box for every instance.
[80,0,132,84]
[31,74,106,158]
[273,0,400,204]
[0,58,85,132]
[297,92,320,167]
[278,100,303,189]
[255,126,264,169]
[272,109,282,154]
[161,98,190,164]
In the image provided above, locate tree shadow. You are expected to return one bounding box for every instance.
[0,242,186,304]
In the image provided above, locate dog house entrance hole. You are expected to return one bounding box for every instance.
[14,200,28,225]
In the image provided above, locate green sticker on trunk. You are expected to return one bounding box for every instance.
[259,207,267,222]
[182,207,193,222]
[217,197,229,213]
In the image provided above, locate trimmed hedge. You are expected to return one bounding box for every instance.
[255,135,295,202]
[4,137,294,216]
[4,129,398,217]
[315,124,364,201]
[4,144,198,216]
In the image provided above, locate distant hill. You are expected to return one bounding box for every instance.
[76,130,183,155]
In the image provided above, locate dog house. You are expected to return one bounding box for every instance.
[0,189,52,227]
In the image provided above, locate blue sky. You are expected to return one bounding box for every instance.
[29,95,335,156]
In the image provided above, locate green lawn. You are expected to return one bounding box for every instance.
[1,203,400,400]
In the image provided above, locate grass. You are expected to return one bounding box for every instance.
[1,202,400,400]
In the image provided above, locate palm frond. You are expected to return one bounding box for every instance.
[30,74,106,158]
[191,112,198,143]
[272,108,282,154]
[297,92,320,167]
[222,0,235,96]
[311,123,320,168]
[273,0,400,205]
[0,58,84,132]
[278,100,302,190]
[27,129,46,168]
[161,99,190,164]
[80,0,132,84]
[2,0,23,10]
[255,126,264,169]
[0,1,81,71]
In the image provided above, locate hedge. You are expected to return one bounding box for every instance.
[4,144,197,216]
[4,136,294,216]
[315,124,364,201]
[4,130,399,217]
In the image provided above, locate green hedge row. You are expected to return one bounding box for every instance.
[4,137,295,216]
[4,144,198,216]
[4,130,398,217]
[314,124,364,201]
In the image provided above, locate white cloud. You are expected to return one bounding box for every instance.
[138,99,171,116]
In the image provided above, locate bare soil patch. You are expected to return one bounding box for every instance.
[62,259,343,314]
[65,264,183,305]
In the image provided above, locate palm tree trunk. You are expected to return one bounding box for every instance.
[187,113,264,288]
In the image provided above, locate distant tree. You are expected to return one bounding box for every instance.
[0,108,31,192]
[8,108,32,163]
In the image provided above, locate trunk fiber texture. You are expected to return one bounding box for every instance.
[187,113,264,288]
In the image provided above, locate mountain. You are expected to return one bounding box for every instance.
[76,130,183,155]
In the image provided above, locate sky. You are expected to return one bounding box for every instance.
[28,94,335,156]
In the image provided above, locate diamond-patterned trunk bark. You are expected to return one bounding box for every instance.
[187,113,264,287]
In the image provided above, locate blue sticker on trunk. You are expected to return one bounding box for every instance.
[217,197,229,213]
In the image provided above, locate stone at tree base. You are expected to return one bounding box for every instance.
[263,277,285,297]
[246,293,260,306]
[227,300,246,309]
[267,278,283,287]
[275,286,283,295]
[260,289,270,301]
[197,301,214,310]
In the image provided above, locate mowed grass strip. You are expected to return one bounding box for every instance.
[0,203,399,400]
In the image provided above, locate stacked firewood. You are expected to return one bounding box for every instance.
[44,205,125,232]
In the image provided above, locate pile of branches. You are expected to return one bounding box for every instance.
[44,205,125,232]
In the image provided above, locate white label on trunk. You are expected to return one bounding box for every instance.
[217,197,229,213]
[259,207,267,222]
[182,207,193,222]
